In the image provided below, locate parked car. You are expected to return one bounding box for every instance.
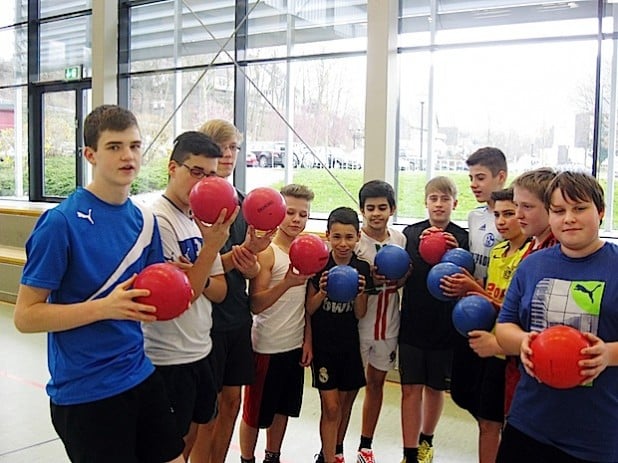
[308,147,361,169]
[246,151,258,167]
[399,149,422,170]
[251,144,302,168]
[252,149,283,168]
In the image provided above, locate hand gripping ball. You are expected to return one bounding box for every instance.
[441,247,475,274]
[189,176,238,224]
[452,295,497,337]
[289,234,329,275]
[419,232,449,265]
[242,187,287,231]
[374,244,410,280]
[426,262,460,302]
[326,265,359,303]
[134,263,192,321]
[531,325,592,389]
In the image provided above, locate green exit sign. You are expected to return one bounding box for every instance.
[64,65,82,81]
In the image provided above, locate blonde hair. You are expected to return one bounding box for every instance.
[198,119,243,145]
[280,184,314,201]
[425,176,458,199]
[511,168,556,202]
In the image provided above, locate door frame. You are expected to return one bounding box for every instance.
[29,80,91,201]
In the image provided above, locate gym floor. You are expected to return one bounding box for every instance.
[0,301,478,463]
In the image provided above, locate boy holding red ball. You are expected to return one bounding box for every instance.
[14,105,186,462]
[496,171,618,462]
[238,184,315,463]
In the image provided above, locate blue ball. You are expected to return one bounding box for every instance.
[441,248,475,274]
[452,295,497,337]
[375,244,410,280]
[426,262,460,302]
[326,265,359,303]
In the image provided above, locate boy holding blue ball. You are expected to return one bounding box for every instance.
[399,176,468,463]
[354,180,407,463]
[443,188,529,462]
[307,206,371,463]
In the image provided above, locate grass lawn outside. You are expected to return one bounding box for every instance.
[271,168,618,229]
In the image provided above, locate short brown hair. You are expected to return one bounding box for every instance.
[512,168,556,202]
[425,176,457,200]
[466,147,508,176]
[544,171,605,213]
[490,188,514,203]
[83,105,139,150]
[280,183,315,202]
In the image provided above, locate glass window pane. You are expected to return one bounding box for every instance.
[40,0,91,19]
[599,38,617,232]
[128,68,235,196]
[1,1,25,28]
[246,0,368,59]
[40,15,92,82]
[0,86,28,199]
[398,39,597,223]
[128,1,236,73]
[127,1,368,74]
[43,91,76,197]
[244,56,366,219]
[0,25,27,86]
[399,0,599,47]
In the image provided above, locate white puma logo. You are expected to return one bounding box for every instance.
[77,209,94,225]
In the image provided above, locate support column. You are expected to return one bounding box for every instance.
[91,1,118,106]
[363,0,398,184]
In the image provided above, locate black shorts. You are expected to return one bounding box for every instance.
[210,322,255,390]
[450,336,483,414]
[242,349,304,428]
[50,371,184,463]
[156,355,218,435]
[398,343,453,391]
[497,424,596,463]
[311,348,366,391]
[451,337,505,423]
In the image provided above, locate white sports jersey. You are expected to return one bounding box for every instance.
[355,228,407,341]
[143,196,224,365]
[251,243,306,354]
[468,206,503,280]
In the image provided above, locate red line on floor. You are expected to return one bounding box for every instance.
[0,370,45,389]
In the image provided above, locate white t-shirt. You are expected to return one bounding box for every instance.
[143,196,224,365]
[468,205,503,281]
[355,228,407,341]
[251,243,307,354]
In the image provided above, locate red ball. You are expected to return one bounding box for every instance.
[242,187,287,231]
[289,234,329,275]
[531,325,592,389]
[419,232,448,265]
[189,177,238,224]
[134,263,192,321]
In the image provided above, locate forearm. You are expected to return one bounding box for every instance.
[14,295,107,333]
[203,274,226,303]
[187,248,219,302]
[251,281,293,314]
[303,311,312,342]
[495,322,528,356]
[306,291,325,315]
[241,261,260,280]
[606,341,618,367]
[220,250,236,273]
[354,294,368,319]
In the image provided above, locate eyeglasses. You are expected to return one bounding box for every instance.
[219,144,241,153]
[181,163,215,179]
